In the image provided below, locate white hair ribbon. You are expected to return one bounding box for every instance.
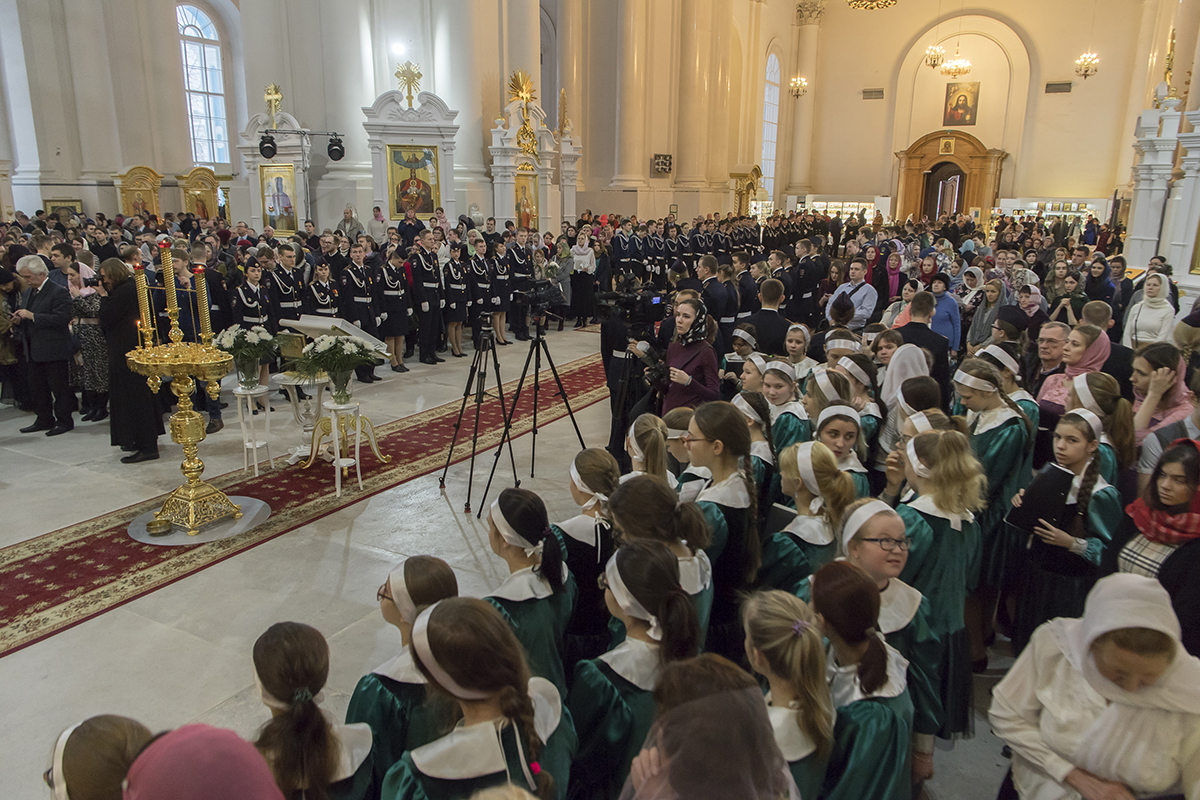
[51,724,80,800]
[605,552,663,641]
[817,404,861,430]
[954,369,999,393]
[732,393,764,425]
[387,562,418,624]
[979,344,1020,376]
[906,438,933,479]
[1068,408,1105,442]
[627,421,646,461]
[909,411,933,434]
[412,602,492,699]
[837,356,871,389]
[841,500,897,552]
[1072,374,1103,416]
[814,368,838,401]
[827,337,861,353]
[490,497,543,558]
[766,360,797,382]
[746,354,768,377]
[732,328,757,347]
[665,428,688,440]
[794,441,824,514]
[570,458,608,512]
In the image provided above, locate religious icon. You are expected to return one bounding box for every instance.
[259,163,298,234]
[939,138,955,155]
[386,145,440,219]
[943,81,979,127]
[514,173,538,230]
[1052,202,1062,211]
[131,192,147,216]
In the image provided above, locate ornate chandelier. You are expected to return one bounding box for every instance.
[924,45,946,69]
[846,0,896,8]
[1074,52,1099,79]
[940,44,971,78]
[790,76,809,98]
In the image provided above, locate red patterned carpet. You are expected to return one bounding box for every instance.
[0,353,607,658]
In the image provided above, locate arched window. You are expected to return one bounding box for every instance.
[760,54,780,198]
[177,4,229,165]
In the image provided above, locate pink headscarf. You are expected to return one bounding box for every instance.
[1133,356,1192,446]
[75,262,98,297]
[124,725,283,800]
[1020,286,1043,317]
[1037,328,1111,408]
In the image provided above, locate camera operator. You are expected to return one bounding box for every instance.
[633,295,719,415]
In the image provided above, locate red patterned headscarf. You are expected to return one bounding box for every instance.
[1126,439,1200,545]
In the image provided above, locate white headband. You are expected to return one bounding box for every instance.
[412,602,491,699]
[490,497,543,558]
[827,337,861,353]
[1072,374,1103,416]
[605,551,662,640]
[387,562,418,623]
[571,458,608,512]
[254,666,326,711]
[841,500,896,551]
[627,421,645,461]
[746,354,768,376]
[1067,408,1105,441]
[814,369,838,401]
[837,356,871,388]
[793,441,824,514]
[732,393,764,425]
[954,369,998,392]
[787,324,809,345]
[909,411,933,434]
[863,331,879,345]
[765,360,796,382]
[51,724,79,800]
[818,404,861,430]
[898,395,917,416]
[979,344,1020,376]
[665,428,688,440]
[732,329,756,347]
[906,437,932,478]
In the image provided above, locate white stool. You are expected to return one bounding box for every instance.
[324,400,363,497]
[233,386,273,476]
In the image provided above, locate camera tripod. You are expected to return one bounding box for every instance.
[439,319,518,513]
[477,308,586,517]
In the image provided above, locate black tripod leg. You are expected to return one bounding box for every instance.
[529,338,542,477]
[489,334,520,486]
[440,347,484,488]
[540,337,587,449]
[477,334,538,517]
[462,340,491,513]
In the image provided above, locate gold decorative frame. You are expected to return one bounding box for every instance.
[117,166,163,218]
[386,145,441,219]
[176,167,220,220]
[259,163,298,235]
[514,172,538,230]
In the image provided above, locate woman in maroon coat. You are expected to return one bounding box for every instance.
[660,296,721,414]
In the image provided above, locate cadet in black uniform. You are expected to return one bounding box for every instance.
[338,242,381,383]
[734,251,760,321]
[271,243,305,326]
[467,237,492,348]
[790,238,823,328]
[489,239,512,345]
[698,255,729,355]
[231,260,276,408]
[303,261,339,317]
[507,229,533,341]
[411,229,444,366]
[442,243,468,358]
[377,245,410,373]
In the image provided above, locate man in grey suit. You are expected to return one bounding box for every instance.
[12,256,74,435]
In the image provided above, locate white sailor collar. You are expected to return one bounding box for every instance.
[372,645,425,685]
[967,404,1020,436]
[827,639,909,708]
[556,513,608,547]
[680,464,712,483]
[906,493,974,530]
[410,678,561,780]
[860,401,882,419]
[488,564,570,602]
[331,723,375,783]
[793,357,817,380]
[770,401,809,423]
[878,578,923,635]
[837,452,867,473]
[783,514,835,546]
[765,701,820,762]
[1066,460,1111,504]
[751,440,775,465]
[678,549,714,594]
[598,638,662,691]
[619,470,645,484]
[1009,389,1035,405]
[697,471,751,509]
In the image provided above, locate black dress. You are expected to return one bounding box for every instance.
[376,263,410,337]
[99,279,163,451]
[442,260,468,323]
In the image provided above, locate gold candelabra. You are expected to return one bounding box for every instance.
[126,243,240,535]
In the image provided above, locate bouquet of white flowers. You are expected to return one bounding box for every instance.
[293,335,377,376]
[212,325,279,361]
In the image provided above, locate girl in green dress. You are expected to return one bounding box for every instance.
[814,404,872,498]
[1066,371,1136,486]
[784,323,818,390]
[687,401,761,663]
[832,353,884,459]
[759,441,855,590]
[841,499,943,787]
[812,561,914,800]
[381,599,577,800]
[607,476,714,638]
[567,541,700,800]
[623,413,669,484]
[662,407,710,503]
[740,352,766,394]
[486,489,578,697]
[253,622,383,800]
[346,557,459,772]
[557,449,622,675]
[742,590,835,800]
[801,366,853,425]
[731,390,775,516]
[953,359,1034,669]
[894,430,987,737]
[1009,411,1123,656]
[761,358,810,452]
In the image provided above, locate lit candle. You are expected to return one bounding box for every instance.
[193,265,213,344]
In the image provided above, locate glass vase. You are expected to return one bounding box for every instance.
[329,369,354,405]
[235,354,260,390]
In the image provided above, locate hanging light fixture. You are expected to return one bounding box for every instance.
[846,0,896,9]
[940,0,971,77]
[1075,0,1100,79]
[925,0,946,69]
[790,77,809,98]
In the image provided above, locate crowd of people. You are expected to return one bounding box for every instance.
[15,202,1200,800]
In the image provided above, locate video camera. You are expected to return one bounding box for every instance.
[595,287,668,327]
[512,278,565,311]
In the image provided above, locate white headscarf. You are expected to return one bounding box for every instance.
[880,343,929,408]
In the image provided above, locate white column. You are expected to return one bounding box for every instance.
[63,0,121,182]
[610,0,649,188]
[785,0,823,197]
[1168,108,1200,269]
[706,0,732,190]
[508,0,541,89]
[674,0,712,189]
[557,0,584,186]
[434,0,491,215]
[1126,98,1183,266]
[0,0,41,213]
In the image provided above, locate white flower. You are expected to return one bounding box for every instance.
[315,338,335,353]
[302,343,314,355]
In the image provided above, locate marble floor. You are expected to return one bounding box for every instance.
[0,326,1011,800]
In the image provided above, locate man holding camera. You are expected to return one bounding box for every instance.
[13,256,74,435]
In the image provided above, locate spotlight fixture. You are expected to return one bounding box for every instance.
[258,133,276,160]
[924,45,946,69]
[327,136,345,162]
[1075,52,1099,79]
[790,77,809,98]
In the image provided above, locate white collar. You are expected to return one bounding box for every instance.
[967,404,1020,436]
[410,678,561,780]
[1009,389,1035,404]
[765,701,824,761]
[837,451,867,473]
[783,514,835,546]
[680,464,712,482]
[678,549,713,593]
[488,565,569,602]
[598,638,662,691]
[860,401,881,418]
[906,493,974,531]
[827,639,909,707]
[878,578,923,634]
[750,440,774,465]
[1066,461,1111,504]
[556,513,608,547]
[331,723,375,782]
[697,471,751,509]
[792,357,817,382]
[769,401,808,423]
[619,470,645,484]
[371,645,425,685]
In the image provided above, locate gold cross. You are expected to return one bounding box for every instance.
[264,83,282,130]
[395,61,422,108]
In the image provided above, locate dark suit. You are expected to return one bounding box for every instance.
[1108,278,1134,342]
[746,308,790,357]
[897,320,951,410]
[19,280,74,426]
[1102,343,1136,402]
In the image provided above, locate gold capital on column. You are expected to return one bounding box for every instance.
[796,0,825,26]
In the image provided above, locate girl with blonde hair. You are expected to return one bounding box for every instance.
[662,406,710,503]
[1066,371,1136,484]
[623,413,669,484]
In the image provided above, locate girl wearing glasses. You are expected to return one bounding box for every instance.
[896,430,986,740]
[567,540,700,799]
[346,556,459,771]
